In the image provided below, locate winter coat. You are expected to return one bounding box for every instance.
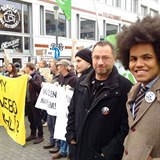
[123,77,160,160]
[26,71,43,103]
[57,71,77,88]
[66,66,133,160]
[77,66,93,82]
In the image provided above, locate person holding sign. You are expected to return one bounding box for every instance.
[51,59,77,160]
[5,63,19,77]
[43,59,60,153]
[66,41,133,160]
[24,62,44,144]
[117,15,160,160]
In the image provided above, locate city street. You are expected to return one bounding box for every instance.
[0,117,67,160]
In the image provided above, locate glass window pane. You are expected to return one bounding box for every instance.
[46,11,66,37]
[0,35,22,53]
[24,37,30,54]
[133,0,138,13]
[80,18,96,40]
[23,4,30,33]
[0,0,22,32]
[141,5,148,16]
[150,9,158,16]
[106,24,118,36]
[58,13,66,37]
[115,0,121,7]
[46,11,55,36]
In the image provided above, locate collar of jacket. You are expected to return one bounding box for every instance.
[81,66,93,77]
[80,66,120,90]
[128,76,160,104]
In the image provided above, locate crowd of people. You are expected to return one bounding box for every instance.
[0,15,160,160]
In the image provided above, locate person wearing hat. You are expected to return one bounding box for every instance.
[51,59,77,160]
[75,48,93,80]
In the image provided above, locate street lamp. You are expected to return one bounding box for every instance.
[53,6,59,48]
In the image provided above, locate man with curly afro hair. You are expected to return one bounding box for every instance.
[117,15,160,160]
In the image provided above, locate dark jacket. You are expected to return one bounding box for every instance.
[57,71,77,88]
[27,71,43,103]
[77,66,93,83]
[66,66,133,160]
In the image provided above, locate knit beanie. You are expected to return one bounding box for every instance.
[75,49,92,65]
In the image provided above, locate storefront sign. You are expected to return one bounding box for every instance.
[1,39,20,49]
[0,4,20,28]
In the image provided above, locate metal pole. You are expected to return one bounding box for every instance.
[53,6,59,48]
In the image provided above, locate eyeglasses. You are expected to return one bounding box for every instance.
[92,56,114,61]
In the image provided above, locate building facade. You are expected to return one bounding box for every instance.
[0,0,160,66]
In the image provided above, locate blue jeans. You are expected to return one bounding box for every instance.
[47,114,57,145]
[60,140,68,156]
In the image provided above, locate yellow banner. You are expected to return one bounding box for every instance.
[0,75,28,145]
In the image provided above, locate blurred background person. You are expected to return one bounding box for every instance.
[43,60,60,154]
[25,62,44,144]
[75,48,92,80]
[51,59,77,160]
[5,63,19,78]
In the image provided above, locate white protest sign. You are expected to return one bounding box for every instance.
[54,87,73,141]
[35,83,58,116]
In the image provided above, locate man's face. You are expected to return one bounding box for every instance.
[50,62,57,73]
[75,56,90,74]
[24,66,30,74]
[92,45,115,80]
[7,64,13,72]
[129,43,160,86]
[57,64,64,74]
[39,61,45,68]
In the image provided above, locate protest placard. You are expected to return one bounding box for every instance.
[0,75,28,145]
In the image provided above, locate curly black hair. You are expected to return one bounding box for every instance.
[116,15,160,70]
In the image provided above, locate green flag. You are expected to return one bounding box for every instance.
[56,0,71,21]
[104,34,117,47]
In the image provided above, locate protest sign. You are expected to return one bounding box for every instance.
[0,75,28,145]
[35,83,73,140]
[35,82,58,116]
[54,86,73,140]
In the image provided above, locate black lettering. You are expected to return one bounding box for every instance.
[2,112,19,133]
[0,97,18,114]
[0,79,7,92]
[48,102,56,109]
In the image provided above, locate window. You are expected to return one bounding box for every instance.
[125,0,132,12]
[0,35,22,53]
[141,5,148,16]
[133,0,138,13]
[0,0,30,33]
[24,37,30,54]
[106,24,118,36]
[45,11,66,37]
[0,0,31,55]
[150,9,158,16]
[115,0,121,7]
[58,13,66,37]
[80,18,96,40]
[23,3,30,33]
[40,5,44,35]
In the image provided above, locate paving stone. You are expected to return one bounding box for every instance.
[0,117,67,160]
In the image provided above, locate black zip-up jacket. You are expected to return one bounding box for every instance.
[66,66,133,160]
[57,71,77,88]
[27,71,43,103]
